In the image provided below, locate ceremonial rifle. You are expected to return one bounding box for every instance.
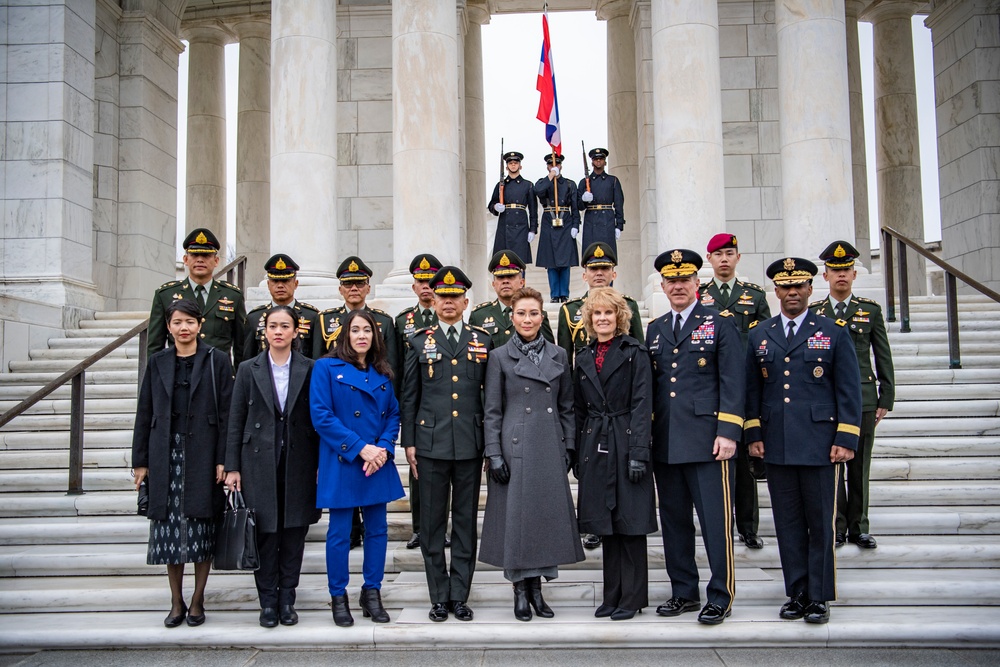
[582,141,591,194]
[499,138,505,205]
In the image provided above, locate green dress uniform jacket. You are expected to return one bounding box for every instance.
[468,299,554,349]
[698,280,770,348]
[557,292,644,368]
[243,301,321,362]
[147,279,247,367]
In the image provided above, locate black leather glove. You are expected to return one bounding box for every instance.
[565,450,576,474]
[488,455,510,485]
[628,460,646,484]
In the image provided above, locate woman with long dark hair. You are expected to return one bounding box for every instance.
[310,309,404,627]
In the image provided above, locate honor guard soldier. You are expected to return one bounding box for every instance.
[647,249,744,626]
[533,153,580,303]
[401,267,492,623]
[745,257,862,624]
[489,151,538,264]
[811,241,894,550]
[394,253,443,551]
[469,250,554,348]
[577,148,625,255]
[699,233,771,550]
[148,228,247,366]
[243,254,321,362]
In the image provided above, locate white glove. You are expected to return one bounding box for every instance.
[581,191,594,203]
[494,203,505,213]
[615,228,621,240]
[549,167,560,177]
[527,232,536,243]
[570,228,578,239]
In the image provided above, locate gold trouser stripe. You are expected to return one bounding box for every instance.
[831,463,840,601]
[837,423,860,436]
[744,418,761,430]
[718,412,744,427]
[722,458,735,612]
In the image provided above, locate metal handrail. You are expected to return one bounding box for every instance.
[881,226,1000,369]
[0,255,247,494]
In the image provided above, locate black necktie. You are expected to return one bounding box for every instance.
[720,283,730,303]
[786,320,796,343]
[448,326,458,346]
[195,285,206,307]
[673,313,682,340]
[835,302,846,319]
[422,309,431,327]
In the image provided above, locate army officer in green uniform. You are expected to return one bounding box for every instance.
[243,254,321,361]
[811,241,894,550]
[469,250,553,348]
[147,228,247,367]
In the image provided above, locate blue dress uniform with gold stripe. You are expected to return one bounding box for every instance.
[744,258,862,614]
[577,148,625,256]
[647,249,744,622]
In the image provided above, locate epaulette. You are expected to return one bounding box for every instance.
[320,306,344,316]
[808,299,825,309]
[698,283,710,292]
[297,301,319,313]
[856,296,879,306]
[565,296,584,306]
[157,280,181,290]
[472,300,495,310]
[218,280,242,292]
[624,294,638,304]
[247,303,268,314]
[369,307,390,317]
[411,325,435,337]
[469,325,491,336]
[738,280,764,292]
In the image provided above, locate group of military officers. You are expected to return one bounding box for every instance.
[148,224,893,625]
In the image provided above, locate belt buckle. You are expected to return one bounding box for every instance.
[552,216,564,228]
[597,442,608,454]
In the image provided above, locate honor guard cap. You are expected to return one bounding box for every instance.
[183,228,220,255]
[489,250,526,277]
[430,266,472,295]
[336,256,373,283]
[767,257,818,286]
[544,153,565,165]
[588,148,609,160]
[655,248,702,279]
[819,240,859,269]
[409,254,442,281]
[581,242,617,269]
[264,254,299,280]
[504,151,524,163]
[707,233,739,254]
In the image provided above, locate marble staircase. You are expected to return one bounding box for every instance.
[1,298,1000,650]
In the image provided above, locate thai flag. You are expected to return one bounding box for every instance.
[536,11,561,154]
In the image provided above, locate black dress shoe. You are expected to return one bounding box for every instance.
[279,605,298,626]
[406,532,420,549]
[163,602,187,628]
[740,532,764,549]
[779,593,808,619]
[849,533,878,549]
[332,594,354,627]
[804,600,830,624]
[656,597,700,617]
[835,532,847,547]
[186,608,206,627]
[259,607,279,628]
[610,607,640,621]
[594,603,616,618]
[526,576,554,618]
[360,587,390,623]
[451,601,474,621]
[428,602,450,622]
[582,534,602,550]
[513,581,532,621]
[350,533,363,549]
[697,603,731,625]
[444,533,452,548]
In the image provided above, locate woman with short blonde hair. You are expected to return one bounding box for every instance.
[580,287,632,339]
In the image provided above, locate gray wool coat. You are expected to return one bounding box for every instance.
[478,337,585,571]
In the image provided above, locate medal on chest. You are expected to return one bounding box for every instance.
[424,335,438,377]
[691,320,715,345]
[807,331,831,350]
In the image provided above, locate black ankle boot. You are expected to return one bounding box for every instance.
[526,576,554,618]
[359,587,390,623]
[332,594,354,627]
[513,580,532,621]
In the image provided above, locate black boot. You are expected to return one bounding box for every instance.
[359,587,390,623]
[513,580,532,621]
[526,576,554,618]
[331,594,354,627]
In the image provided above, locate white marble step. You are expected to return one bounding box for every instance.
[895,368,1000,385]
[887,330,999,343]
[887,319,1000,332]
[48,337,121,348]
[7,358,138,373]
[0,429,133,450]
[888,342,999,357]
[887,400,1000,417]
[0,371,138,386]
[0,397,136,416]
[0,448,134,470]
[877,435,1000,457]
[64,328,139,338]
[888,355,1000,369]
[894,384,1000,400]
[28,347,141,361]
[93,311,148,320]
[0,383,136,400]
[872,417,1000,437]
[0,413,137,433]
[78,319,144,330]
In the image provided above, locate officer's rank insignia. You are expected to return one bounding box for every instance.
[807,332,831,350]
[813,366,824,378]
[219,297,233,305]
[835,319,848,327]
[697,358,707,367]
[172,293,183,300]
[761,368,768,378]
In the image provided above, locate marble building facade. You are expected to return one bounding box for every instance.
[1,0,997,365]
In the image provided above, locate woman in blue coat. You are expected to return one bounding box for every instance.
[310,309,404,627]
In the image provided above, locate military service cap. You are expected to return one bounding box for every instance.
[707,233,739,254]
[544,153,565,165]
[504,151,524,163]
[819,240,859,269]
[336,256,372,283]
[264,253,299,280]
[430,266,472,295]
[767,257,818,286]
[409,254,442,281]
[489,250,525,277]
[183,228,220,254]
[581,242,617,268]
[588,147,609,160]
[655,248,702,278]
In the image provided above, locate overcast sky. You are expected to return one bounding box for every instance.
[176,12,940,259]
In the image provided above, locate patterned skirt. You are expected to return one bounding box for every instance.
[147,442,216,565]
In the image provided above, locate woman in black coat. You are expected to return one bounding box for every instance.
[573,287,656,620]
[132,299,234,628]
[224,305,320,628]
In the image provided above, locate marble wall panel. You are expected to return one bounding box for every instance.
[357,228,393,265]
[337,134,355,165]
[337,198,353,233]
[357,100,391,133]
[723,121,759,154]
[351,196,392,229]
[357,164,392,197]
[96,99,118,137]
[4,121,50,161]
[349,68,390,101]
[357,36,390,69]
[758,120,780,153]
[755,54,777,88]
[5,82,58,122]
[749,88,778,121]
[722,89,750,122]
[95,164,117,201]
[725,187,761,221]
[720,56,755,89]
[760,186,782,221]
[719,1,755,25]
[747,22,775,56]
[92,198,117,235]
[118,106,176,157]
[752,154,781,187]
[724,154,753,187]
[724,219,756,252]
[720,25,748,57]
[338,164,359,198]
[118,138,175,188]
[355,132,390,164]
[118,170,175,217]
[339,101,359,133]
[338,37,358,70]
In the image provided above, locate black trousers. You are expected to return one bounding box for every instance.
[416,455,482,604]
[253,454,308,608]
[836,410,877,536]
[654,459,735,610]
[766,463,839,602]
[734,438,759,536]
[409,469,421,534]
[601,534,648,611]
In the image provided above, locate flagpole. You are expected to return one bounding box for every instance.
[552,146,560,216]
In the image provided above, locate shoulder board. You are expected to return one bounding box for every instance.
[157,280,181,290]
[472,301,494,311]
[321,306,345,315]
[808,300,825,308]
[856,296,880,306]
[738,280,764,292]
[698,284,709,292]
[297,301,319,313]
[411,326,435,337]
[469,325,491,336]
[247,304,268,314]
[369,307,390,317]
[397,305,417,316]
[566,297,585,306]
[623,295,638,304]
[218,280,242,292]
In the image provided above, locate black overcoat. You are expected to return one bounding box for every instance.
[225,351,321,532]
[533,175,580,269]
[131,342,234,521]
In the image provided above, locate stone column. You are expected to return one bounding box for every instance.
[464,3,489,292]
[775,0,855,257]
[232,19,271,285]
[864,0,926,294]
[182,22,230,260]
[599,0,641,299]
[271,0,338,281]
[846,1,872,265]
[650,1,726,257]
[631,2,659,302]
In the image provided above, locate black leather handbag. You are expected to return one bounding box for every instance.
[136,479,149,516]
[213,489,260,571]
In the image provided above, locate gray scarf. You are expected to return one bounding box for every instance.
[512,331,545,366]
